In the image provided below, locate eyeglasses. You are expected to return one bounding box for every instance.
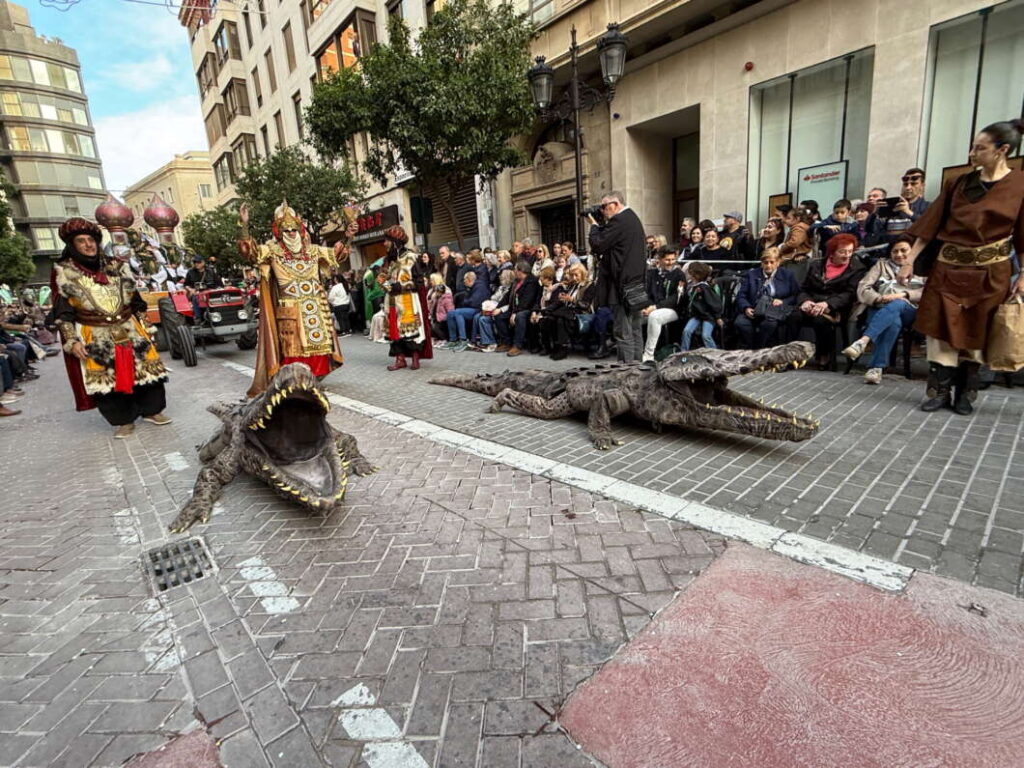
[901,175,923,183]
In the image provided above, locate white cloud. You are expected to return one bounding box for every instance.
[99,54,178,94]
[95,94,207,193]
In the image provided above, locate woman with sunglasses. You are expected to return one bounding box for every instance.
[903,119,1024,415]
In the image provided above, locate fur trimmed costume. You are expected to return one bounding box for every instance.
[380,226,432,370]
[51,217,169,425]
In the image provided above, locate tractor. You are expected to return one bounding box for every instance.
[141,287,258,367]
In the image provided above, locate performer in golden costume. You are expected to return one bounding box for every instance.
[381,226,433,370]
[238,201,356,396]
[51,217,170,438]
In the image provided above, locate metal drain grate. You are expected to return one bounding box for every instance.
[143,537,215,592]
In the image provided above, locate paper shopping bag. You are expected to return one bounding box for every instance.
[986,297,1024,372]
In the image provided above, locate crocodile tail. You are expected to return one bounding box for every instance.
[429,372,510,396]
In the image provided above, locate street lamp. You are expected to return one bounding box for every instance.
[526,23,628,249]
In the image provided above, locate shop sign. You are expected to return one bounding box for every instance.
[353,204,400,244]
[796,160,848,208]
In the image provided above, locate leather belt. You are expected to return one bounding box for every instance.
[938,237,1012,266]
[75,307,134,326]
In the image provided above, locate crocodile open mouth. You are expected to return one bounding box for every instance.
[243,366,345,503]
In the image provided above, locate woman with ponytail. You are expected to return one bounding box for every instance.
[904,119,1024,415]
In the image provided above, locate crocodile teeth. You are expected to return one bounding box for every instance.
[299,495,309,502]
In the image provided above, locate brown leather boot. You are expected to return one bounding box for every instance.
[387,355,407,371]
[410,352,421,370]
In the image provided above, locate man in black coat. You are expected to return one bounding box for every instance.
[588,191,648,362]
[494,260,540,356]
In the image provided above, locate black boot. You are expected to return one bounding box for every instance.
[921,363,954,412]
[952,361,981,415]
[588,336,611,360]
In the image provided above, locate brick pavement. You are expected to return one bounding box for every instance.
[1,350,724,766]
[313,336,1024,596]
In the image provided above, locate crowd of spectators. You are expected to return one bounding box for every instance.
[0,289,58,417]
[330,166,946,386]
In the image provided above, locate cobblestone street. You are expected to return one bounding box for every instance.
[0,347,723,767]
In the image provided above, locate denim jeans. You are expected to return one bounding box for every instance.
[682,318,716,350]
[475,313,504,345]
[864,300,917,369]
[446,308,479,342]
[613,304,644,362]
[495,310,531,348]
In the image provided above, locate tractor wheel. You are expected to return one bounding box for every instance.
[236,329,258,350]
[158,298,186,360]
[153,322,170,352]
[178,325,198,367]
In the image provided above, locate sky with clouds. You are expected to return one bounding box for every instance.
[24,0,207,193]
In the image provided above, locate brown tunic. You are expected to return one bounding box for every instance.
[910,169,1024,351]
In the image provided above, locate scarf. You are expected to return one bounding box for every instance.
[63,244,109,285]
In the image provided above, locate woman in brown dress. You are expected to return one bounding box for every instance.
[904,119,1024,415]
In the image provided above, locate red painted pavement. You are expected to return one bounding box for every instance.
[125,730,222,768]
[560,544,1024,768]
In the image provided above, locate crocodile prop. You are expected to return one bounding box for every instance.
[169,363,375,532]
[430,342,819,450]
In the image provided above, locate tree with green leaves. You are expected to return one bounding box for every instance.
[305,0,535,249]
[233,145,364,245]
[0,182,35,286]
[181,203,246,276]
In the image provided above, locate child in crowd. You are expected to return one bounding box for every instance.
[813,198,859,252]
[681,262,723,350]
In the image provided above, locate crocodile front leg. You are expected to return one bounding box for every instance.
[487,389,576,419]
[333,427,376,477]
[586,389,631,450]
[169,449,241,533]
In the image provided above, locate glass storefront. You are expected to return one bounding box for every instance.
[746,49,874,227]
[920,0,1024,200]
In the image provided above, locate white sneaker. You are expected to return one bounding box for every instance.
[842,339,868,360]
[0,393,22,403]
[864,367,883,385]
[479,344,497,353]
[642,352,655,363]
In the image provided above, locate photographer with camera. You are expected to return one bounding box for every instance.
[587,191,649,363]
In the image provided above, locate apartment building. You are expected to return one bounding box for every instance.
[180,0,492,268]
[123,151,216,246]
[0,0,106,281]
[500,0,1023,248]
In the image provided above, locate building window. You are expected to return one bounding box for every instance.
[264,49,278,93]
[292,92,304,140]
[0,54,81,92]
[283,22,297,72]
[232,133,259,172]
[921,0,1024,200]
[298,1,310,52]
[251,67,263,108]
[309,0,332,21]
[5,125,95,157]
[213,152,236,191]
[204,104,227,145]
[745,49,874,227]
[32,226,61,251]
[261,124,271,155]
[0,92,89,126]
[315,9,377,79]
[257,0,267,29]
[197,53,218,99]
[274,110,285,148]
[223,78,251,123]
[242,7,254,50]
[519,0,554,24]
[198,183,212,198]
[388,0,403,20]
[214,21,242,66]
[425,0,435,23]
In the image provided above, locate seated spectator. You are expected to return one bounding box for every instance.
[700,228,729,261]
[531,244,555,278]
[0,351,23,416]
[800,199,821,222]
[842,235,924,384]
[641,247,685,362]
[494,260,540,356]
[812,199,859,252]
[426,273,454,342]
[545,263,593,360]
[553,252,568,282]
[682,261,723,350]
[755,218,785,259]
[680,226,704,262]
[779,206,815,282]
[532,266,561,353]
[734,247,800,349]
[471,269,516,352]
[719,212,756,261]
[791,233,866,368]
[415,252,434,287]
[449,251,467,297]
[853,202,885,248]
[677,217,696,250]
[446,271,490,349]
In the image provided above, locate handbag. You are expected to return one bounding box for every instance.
[913,175,961,277]
[621,280,649,311]
[986,296,1024,372]
[752,295,773,319]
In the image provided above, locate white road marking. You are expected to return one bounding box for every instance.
[164,451,190,471]
[236,556,300,613]
[220,360,913,593]
[334,684,429,768]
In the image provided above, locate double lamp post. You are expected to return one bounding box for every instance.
[526,23,628,249]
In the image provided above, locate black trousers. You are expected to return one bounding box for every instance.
[93,382,167,426]
[390,338,423,357]
[332,305,351,334]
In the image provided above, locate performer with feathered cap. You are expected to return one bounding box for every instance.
[238,200,356,396]
[50,217,171,438]
[381,226,433,370]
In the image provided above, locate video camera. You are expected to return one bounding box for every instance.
[581,203,605,225]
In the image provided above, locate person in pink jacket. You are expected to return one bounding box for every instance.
[427,273,455,342]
